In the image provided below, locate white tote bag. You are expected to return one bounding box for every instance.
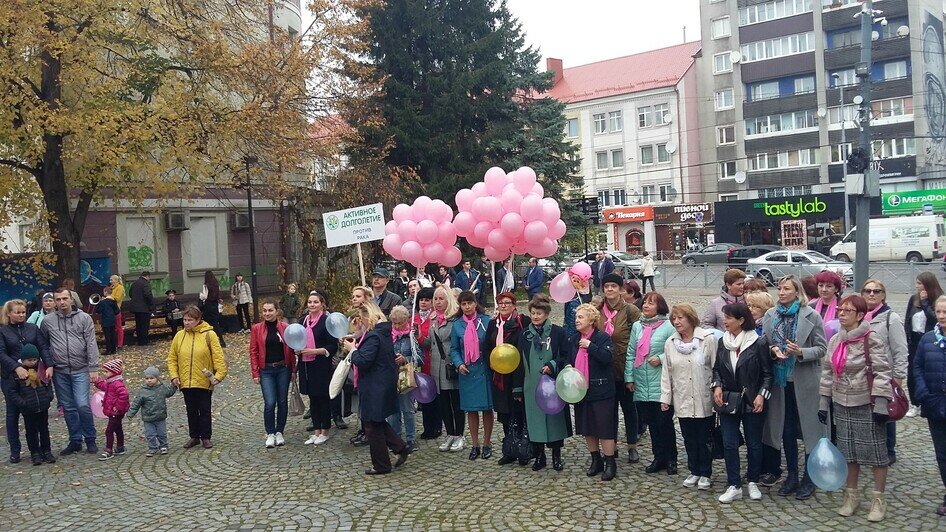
[329,353,352,399]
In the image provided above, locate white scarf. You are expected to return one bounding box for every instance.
[722,329,758,370]
[674,332,706,385]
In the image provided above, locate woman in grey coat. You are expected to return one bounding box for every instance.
[761,275,826,500]
[421,286,464,452]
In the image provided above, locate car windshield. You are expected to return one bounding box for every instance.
[804,251,832,262]
[612,252,639,261]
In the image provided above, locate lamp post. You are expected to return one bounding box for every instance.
[244,155,260,322]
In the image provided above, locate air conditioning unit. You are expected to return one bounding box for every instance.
[164,211,189,231]
[230,211,251,230]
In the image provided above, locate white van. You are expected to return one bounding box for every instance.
[830,215,946,262]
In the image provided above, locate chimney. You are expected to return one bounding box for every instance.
[547,58,563,85]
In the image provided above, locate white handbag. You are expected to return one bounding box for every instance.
[329,353,352,399]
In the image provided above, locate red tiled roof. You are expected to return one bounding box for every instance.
[545,42,701,103]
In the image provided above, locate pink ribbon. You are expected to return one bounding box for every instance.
[635,321,665,368]
[575,330,593,380]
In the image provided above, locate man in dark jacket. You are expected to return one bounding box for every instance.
[522,258,544,301]
[129,271,154,346]
[371,268,403,317]
[592,252,615,294]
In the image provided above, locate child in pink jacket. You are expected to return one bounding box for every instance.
[96,358,130,460]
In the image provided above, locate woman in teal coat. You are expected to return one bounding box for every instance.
[626,291,677,474]
[450,291,493,460]
[520,294,572,471]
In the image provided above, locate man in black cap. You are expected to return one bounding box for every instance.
[370,267,403,316]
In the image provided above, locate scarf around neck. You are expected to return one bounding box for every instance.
[865,303,889,322]
[529,321,551,352]
[302,311,323,360]
[463,314,482,365]
[602,303,619,335]
[495,312,516,348]
[831,323,871,377]
[722,329,759,361]
[815,296,838,324]
[936,323,946,349]
[772,300,800,386]
[635,315,666,368]
[575,329,593,380]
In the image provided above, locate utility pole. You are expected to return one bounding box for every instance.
[833,75,851,234]
[245,155,260,322]
[853,0,875,290]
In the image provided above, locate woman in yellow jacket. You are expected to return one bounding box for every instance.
[168,306,227,449]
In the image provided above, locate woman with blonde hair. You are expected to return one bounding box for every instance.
[746,291,774,336]
[350,286,373,311]
[108,275,125,348]
[422,286,464,451]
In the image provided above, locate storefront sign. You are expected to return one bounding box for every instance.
[882,189,946,215]
[753,196,827,218]
[322,202,386,248]
[603,205,654,224]
[654,203,713,225]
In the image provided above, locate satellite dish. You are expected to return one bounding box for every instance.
[663,112,674,124]
[871,30,880,41]
[665,142,678,154]
[630,191,642,205]
[897,25,910,37]
[729,51,742,64]
[852,95,864,105]
[667,187,678,202]
[817,108,827,118]
[733,171,747,184]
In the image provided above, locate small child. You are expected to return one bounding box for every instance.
[96,286,122,355]
[9,344,56,465]
[128,366,177,456]
[95,358,130,460]
[163,289,183,336]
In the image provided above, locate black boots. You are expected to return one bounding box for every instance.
[586,451,604,476]
[796,461,816,500]
[532,448,547,471]
[551,447,563,471]
[778,471,799,496]
[601,454,617,481]
[627,447,640,463]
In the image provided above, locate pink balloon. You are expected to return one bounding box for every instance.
[412,196,433,221]
[423,242,445,263]
[474,196,502,223]
[549,272,577,303]
[416,219,439,244]
[530,238,558,258]
[471,182,487,197]
[467,233,487,248]
[384,220,398,236]
[382,234,404,258]
[569,261,592,280]
[500,187,524,214]
[454,211,476,237]
[432,200,453,224]
[437,221,456,246]
[90,390,107,419]
[520,195,543,222]
[398,219,418,242]
[442,246,462,267]
[540,199,561,227]
[513,167,537,195]
[500,212,525,238]
[484,167,508,196]
[511,240,529,254]
[401,241,424,267]
[523,220,548,245]
[484,245,510,262]
[487,230,511,251]
[392,204,412,223]
[455,189,476,212]
[549,219,567,240]
[473,221,494,243]
[530,182,545,197]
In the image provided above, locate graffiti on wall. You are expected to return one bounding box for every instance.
[924,12,946,165]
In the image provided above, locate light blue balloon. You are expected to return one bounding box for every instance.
[807,437,848,492]
[325,312,350,339]
[711,328,724,341]
[555,366,588,404]
[284,323,307,351]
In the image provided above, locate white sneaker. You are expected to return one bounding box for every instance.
[265,434,276,448]
[449,436,465,452]
[303,435,318,445]
[274,432,285,446]
[314,434,329,445]
[906,405,918,418]
[439,436,455,452]
[718,485,743,504]
[698,477,712,490]
[748,482,762,500]
[683,474,699,488]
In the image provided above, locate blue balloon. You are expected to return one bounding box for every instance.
[807,437,848,492]
[284,323,307,351]
[325,312,350,339]
[711,328,724,341]
[535,374,565,415]
[410,373,437,404]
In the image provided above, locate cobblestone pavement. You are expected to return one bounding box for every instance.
[1,289,943,530]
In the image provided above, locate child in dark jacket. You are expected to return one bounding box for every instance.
[9,344,56,465]
[163,290,183,336]
[128,366,177,456]
[95,358,130,460]
[96,286,122,355]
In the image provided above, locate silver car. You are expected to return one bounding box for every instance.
[574,251,644,278]
[746,250,854,286]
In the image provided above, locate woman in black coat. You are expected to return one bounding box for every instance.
[296,292,338,445]
[484,291,526,466]
[341,302,410,475]
[906,272,943,411]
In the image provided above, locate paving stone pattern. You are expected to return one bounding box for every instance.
[1,289,943,530]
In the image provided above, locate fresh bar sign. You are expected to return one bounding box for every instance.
[322,203,386,248]
[753,197,827,218]
[882,189,946,215]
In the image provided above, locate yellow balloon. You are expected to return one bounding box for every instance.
[490,343,521,375]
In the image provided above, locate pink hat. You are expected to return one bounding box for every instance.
[102,358,124,376]
[567,261,592,281]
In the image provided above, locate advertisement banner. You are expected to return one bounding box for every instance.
[881,189,946,215]
[322,203,387,248]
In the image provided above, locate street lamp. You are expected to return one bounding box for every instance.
[244,155,260,322]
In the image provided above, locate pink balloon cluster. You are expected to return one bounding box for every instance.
[383,196,462,268]
[453,166,566,261]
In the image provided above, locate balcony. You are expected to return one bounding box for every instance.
[743,91,817,119]
[747,167,821,189]
[825,77,913,109]
[822,0,908,32]
[745,130,820,154]
[741,53,816,84]
[276,0,302,34]
[824,36,910,71]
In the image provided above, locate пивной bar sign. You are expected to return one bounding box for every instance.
[322,203,387,248]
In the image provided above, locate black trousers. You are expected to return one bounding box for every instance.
[102,325,117,355]
[679,416,713,478]
[182,388,213,439]
[440,389,464,436]
[236,303,251,330]
[23,411,50,454]
[642,276,656,293]
[421,394,443,436]
[614,381,639,445]
[134,312,150,345]
[364,420,406,473]
[929,418,946,492]
[309,393,331,431]
[637,401,678,463]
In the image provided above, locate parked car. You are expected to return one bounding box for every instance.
[810,233,843,257]
[746,249,854,286]
[680,243,742,265]
[728,245,785,271]
[829,215,945,262]
[574,251,644,278]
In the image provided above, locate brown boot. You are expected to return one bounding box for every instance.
[837,487,860,517]
[183,438,200,449]
[201,439,213,449]
[867,491,886,522]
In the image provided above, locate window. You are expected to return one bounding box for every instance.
[593,113,607,134]
[653,103,670,125]
[719,161,737,179]
[830,28,860,48]
[758,185,812,198]
[749,80,780,101]
[745,110,817,136]
[641,185,656,204]
[872,138,916,158]
[597,190,611,207]
[740,32,814,63]
[714,52,733,74]
[612,189,627,206]
[748,148,818,170]
[828,104,858,126]
[717,125,736,145]
[640,145,654,165]
[658,184,674,202]
[739,0,813,26]
[883,60,907,80]
[831,143,852,163]
[608,111,623,132]
[875,97,912,118]
[657,143,671,163]
[715,88,734,110]
[830,68,856,87]
[794,76,815,94]
[611,149,624,168]
[566,118,579,138]
[638,106,653,128]
[596,151,608,170]
[711,17,731,39]
[719,193,739,202]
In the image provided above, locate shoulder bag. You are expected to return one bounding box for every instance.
[862,335,909,421]
[288,379,305,416]
[433,325,458,381]
[329,353,351,399]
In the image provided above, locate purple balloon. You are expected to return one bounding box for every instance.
[410,373,438,404]
[824,319,840,342]
[535,374,565,415]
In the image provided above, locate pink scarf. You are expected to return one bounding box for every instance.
[815,297,838,324]
[353,330,367,387]
[635,320,665,368]
[831,329,870,377]
[864,305,882,322]
[495,312,516,348]
[575,329,593,380]
[301,311,323,362]
[392,324,411,342]
[463,314,481,365]
[432,310,446,326]
[602,304,618,335]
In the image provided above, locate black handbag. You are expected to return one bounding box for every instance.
[710,414,725,460]
[713,390,744,415]
[433,327,458,381]
[515,424,533,462]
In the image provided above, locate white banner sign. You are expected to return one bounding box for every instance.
[322,203,386,248]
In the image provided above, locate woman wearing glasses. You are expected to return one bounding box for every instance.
[819,295,891,522]
[485,292,526,466]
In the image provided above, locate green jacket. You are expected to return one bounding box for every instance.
[128,382,177,422]
[625,319,675,402]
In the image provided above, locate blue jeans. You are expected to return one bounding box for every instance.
[260,365,291,435]
[720,410,764,488]
[144,419,168,451]
[1,378,22,454]
[53,371,96,444]
[386,393,416,442]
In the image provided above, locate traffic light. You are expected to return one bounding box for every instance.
[847,147,870,173]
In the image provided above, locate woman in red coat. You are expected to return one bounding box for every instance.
[250,300,297,449]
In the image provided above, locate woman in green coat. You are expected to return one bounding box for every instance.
[518,294,571,472]
[626,291,677,475]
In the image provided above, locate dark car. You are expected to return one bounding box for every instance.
[681,243,742,265]
[728,245,785,271]
[810,233,843,257]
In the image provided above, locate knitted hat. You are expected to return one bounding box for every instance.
[19,343,39,360]
[102,358,124,376]
[602,273,624,287]
[143,366,160,379]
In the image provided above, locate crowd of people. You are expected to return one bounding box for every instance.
[2,261,946,520]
